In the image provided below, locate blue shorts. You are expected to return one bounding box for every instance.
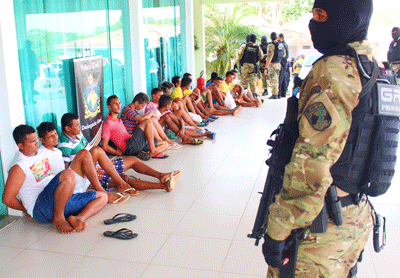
[32,173,97,223]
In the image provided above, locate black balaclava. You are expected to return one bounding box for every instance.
[270,32,277,41]
[309,0,373,54]
[261,35,268,45]
[249,34,257,43]
[246,34,250,43]
[392,27,400,41]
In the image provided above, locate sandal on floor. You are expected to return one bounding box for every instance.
[206,117,215,122]
[152,152,169,159]
[184,139,203,145]
[135,151,151,161]
[104,213,137,225]
[121,188,140,196]
[168,142,183,150]
[103,228,138,240]
[112,193,130,204]
[198,122,208,127]
[210,115,219,120]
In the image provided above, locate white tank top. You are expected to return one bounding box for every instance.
[13,148,60,216]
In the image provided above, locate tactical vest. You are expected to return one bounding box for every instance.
[388,38,400,63]
[240,43,260,66]
[271,41,284,63]
[260,43,268,62]
[325,46,400,197]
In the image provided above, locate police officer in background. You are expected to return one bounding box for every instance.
[263,0,378,277]
[278,33,290,98]
[259,35,269,96]
[237,34,264,97]
[265,32,285,99]
[388,27,400,84]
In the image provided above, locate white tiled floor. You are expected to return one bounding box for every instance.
[1,96,399,277]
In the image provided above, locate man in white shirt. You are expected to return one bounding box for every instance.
[2,125,108,234]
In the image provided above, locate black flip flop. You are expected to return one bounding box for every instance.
[103,228,138,240]
[103,213,137,225]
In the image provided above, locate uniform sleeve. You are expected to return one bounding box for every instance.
[266,55,362,241]
[258,47,264,61]
[283,46,287,58]
[266,44,275,64]
[237,44,246,63]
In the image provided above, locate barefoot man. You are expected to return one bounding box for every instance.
[2,125,108,234]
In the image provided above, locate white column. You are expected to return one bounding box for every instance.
[0,0,26,216]
[129,0,147,95]
[193,0,205,78]
[180,0,196,76]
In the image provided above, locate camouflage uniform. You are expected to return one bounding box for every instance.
[266,41,374,277]
[237,43,264,95]
[388,36,400,85]
[266,41,286,97]
[390,63,400,85]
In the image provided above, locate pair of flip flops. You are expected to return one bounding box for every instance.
[103,213,138,240]
[198,122,208,127]
[168,142,182,150]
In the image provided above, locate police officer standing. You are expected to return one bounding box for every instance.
[237,34,264,97]
[259,35,269,96]
[262,0,379,277]
[265,32,285,99]
[278,33,290,98]
[388,27,400,84]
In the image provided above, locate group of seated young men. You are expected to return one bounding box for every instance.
[2,70,262,235]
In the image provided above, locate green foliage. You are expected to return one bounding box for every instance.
[205,4,262,77]
[280,0,313,22]
[370,7,400,29]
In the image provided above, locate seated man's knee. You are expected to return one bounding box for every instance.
[96,191,108,204]
[89,146,103,156]
[59,169,76,186]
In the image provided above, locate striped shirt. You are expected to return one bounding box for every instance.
[121,105,140,135]
[58,132,88,164]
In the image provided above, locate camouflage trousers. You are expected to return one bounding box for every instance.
[240,72,258,95]
[268,199,373,278]
[390,63,400,85]
[260,62,268,89]
[268,63,281,96]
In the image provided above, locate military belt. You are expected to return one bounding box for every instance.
[339,193,366,207]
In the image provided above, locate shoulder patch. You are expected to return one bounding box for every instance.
[304,102,332,131]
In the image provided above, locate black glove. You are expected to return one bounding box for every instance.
[262,233,286,268]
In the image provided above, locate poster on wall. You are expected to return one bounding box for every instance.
[73,56,103,148]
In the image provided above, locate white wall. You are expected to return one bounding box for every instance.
[0,0,26,216]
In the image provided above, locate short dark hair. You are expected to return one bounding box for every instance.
[107,95,119,106]
[278,33,284,39]
[161,81,174,89]
[181,77,192,88]
[61,113,79,132]
[13,124,36,145]
[151,87,162,96]
[231,69,238,74]
[158,95,173,108]
[171,76,181,86]
[225,71,234,77]
[132,92,150,104]
[37,122,56,139]
[210,71,218,80]
[215,77,224,81]
[183,73,192,79]
[160,86,169,95]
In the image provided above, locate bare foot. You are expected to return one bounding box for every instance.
[52,219,75,234]
[107,192,125,203]
[181,135,194,144]
[67,215,88,233]
[232,106,242,116]
[160,170,181,183]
